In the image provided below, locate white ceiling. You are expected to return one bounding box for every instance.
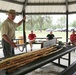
[0,0,76,14]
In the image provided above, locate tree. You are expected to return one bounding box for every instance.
[71,20,76,28]
[43,15,53,29]
[26,15,53,31]
[56,16,66,28]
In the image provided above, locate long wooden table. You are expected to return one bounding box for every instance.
[4,45,76,75]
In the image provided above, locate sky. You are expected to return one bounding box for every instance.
[52,14,76,24]
[0,13,76,24]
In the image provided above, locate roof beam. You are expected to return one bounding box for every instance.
[0,9,76,15]
[27,1,76,6]
[24,12,66,15]
[68,11,76,14]
[68,1,76,5]
[13,11,76,15]
[1,0,23,5]
[1,0,76,6]
[1,0,76,5]
[27,3,66,6]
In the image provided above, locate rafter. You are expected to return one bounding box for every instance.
[68,1,76,5]
[0,9,76,15]
[27,3,66,6]
[24,12,66,15]
[1,0,76,6]
[1,0,23,5]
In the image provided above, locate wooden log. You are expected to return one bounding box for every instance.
[0,45,62,73]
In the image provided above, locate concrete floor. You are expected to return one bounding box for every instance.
[25,63,64,75]
[0,44,76,75]
[26,52,76,75]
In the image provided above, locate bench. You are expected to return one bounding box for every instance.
[16,38,57,52]
[16,41,44,52]
[0,39,44,52]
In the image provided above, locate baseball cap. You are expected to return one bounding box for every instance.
[8,9,16,15]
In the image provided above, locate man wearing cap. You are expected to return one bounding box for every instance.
[1,9,26,58]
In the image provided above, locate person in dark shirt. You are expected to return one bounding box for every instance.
[46,31,54,40]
